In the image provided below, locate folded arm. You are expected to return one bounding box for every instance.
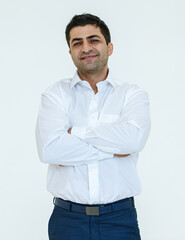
[71,87,151,155]
[36,92,114,167]
[67,127,130,157]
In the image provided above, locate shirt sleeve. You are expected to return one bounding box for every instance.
[35,90,113,167]
[71,86,151,154]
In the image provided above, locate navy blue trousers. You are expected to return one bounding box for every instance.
[48,199,141,240]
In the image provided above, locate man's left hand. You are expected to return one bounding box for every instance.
[68,128,72,134]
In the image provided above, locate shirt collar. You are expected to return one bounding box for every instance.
[70,70,118,89]
[70,71,81,88]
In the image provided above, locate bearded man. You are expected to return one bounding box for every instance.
[36,13,151,240]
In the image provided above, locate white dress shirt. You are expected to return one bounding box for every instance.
[36,71,151,204]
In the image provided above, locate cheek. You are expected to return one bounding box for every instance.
[101,48,109,58]
[70,52,78,61]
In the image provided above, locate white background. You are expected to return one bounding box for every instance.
[1,0,185,239]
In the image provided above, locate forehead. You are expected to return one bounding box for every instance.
[69,25,104,42]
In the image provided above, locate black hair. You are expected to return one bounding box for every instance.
[65,13,111,47]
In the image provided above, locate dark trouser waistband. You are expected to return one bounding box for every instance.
[53,197,135,216]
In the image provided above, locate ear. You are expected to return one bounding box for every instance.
[69,49,71,55]
[108,42,113,56]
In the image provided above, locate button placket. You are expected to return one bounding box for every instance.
[88,96,99,126]
[88,95,99,203]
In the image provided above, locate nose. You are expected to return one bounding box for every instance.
[81,41,92,53]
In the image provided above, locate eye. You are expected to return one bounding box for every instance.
[73,42,81,46]
[90,39,99,43]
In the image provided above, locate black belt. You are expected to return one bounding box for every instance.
[53,197,134,216]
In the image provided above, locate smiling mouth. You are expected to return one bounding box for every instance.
[81,55,98,60]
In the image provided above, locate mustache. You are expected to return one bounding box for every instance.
[79,51,99,59]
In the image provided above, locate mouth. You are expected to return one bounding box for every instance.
[80,55,98,60]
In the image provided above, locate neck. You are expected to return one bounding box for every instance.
[77,67,109,94]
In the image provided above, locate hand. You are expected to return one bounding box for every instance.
[114,153,130,157]
[68,128,72,134]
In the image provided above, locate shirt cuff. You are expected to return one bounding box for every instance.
[71,126,87,139]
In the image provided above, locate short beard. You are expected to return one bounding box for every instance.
[76,55,108,76]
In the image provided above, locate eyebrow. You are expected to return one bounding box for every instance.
[71,35,101,44]
[87,35,101,40]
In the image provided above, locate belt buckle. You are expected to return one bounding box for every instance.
[85,206,99,216]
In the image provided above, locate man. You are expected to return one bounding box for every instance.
[36,13,151,240]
